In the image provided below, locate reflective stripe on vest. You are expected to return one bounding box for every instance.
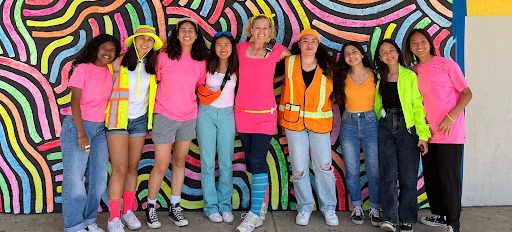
[278,105,333,118]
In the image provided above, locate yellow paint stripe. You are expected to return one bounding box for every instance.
[266,151,279,209]
[245,0,260,16]
[384,23,397,39]
[41,36,73,74]
[256,0,272,16]
[57,93,71,105]
[104,15,113,35]
[291,0,311,29]
[27,0,97,27]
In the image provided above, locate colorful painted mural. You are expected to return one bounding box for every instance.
[0,0,455,214]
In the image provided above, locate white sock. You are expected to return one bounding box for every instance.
[170,195,181,205]
[147,198,157,206]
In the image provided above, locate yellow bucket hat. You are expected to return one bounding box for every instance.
[125,25,163,51]
[299,28,321,43]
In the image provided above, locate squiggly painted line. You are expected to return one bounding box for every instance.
[0,123,19,213]
[245,0,260,15]
[0,4,15,57]
[313,20,369,42]
[166,7,216,36]
[264,152,280,209]
[290,0,310,29]
[50,30,87,83]
[319,0,402,15]
[433,29,450,56]
[384,23,397,39]
[444,36,455,58]
[3,0,27,61]
[54,61,73,94]
[207,0,223,24]
[41,36,74,74]
[431,0,452,18]
[137,0,153,26]
[233,177,250,208]
[266,0,285,43]
[396,11,422,50]
[232,3,249,42]
[337,0,380,3]
[26,0,100,27]
[0,93,53,212]
[114,13,129,53]
[0,174,10,213]
[88,18,100,37]
[278,0,299,44]
[0,72,51,141]
[255,0,271,16]
[305,1,416,27]
[219,17,227,31]
[125,3,140,31]
[22,0,67,17]
[417,0,451,27]
[223,7,238,39]
[271,138,288,208]
[150,0,166,40]
[137,189,168,208]
[32,1,125,38]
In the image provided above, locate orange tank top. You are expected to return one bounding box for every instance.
[344,71,375,112]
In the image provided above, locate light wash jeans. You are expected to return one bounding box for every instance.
[196,104,235,216]
[285,129,337,212]
[340,110,380,209]
[61,116,108,232]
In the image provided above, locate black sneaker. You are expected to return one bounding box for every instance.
[145,203,161,229]
[400,223,414,232]
[380,221,397,232]
[169,203,188,227]
[369,208,383,227]
[350,206,364,225]
[419,215,447,227]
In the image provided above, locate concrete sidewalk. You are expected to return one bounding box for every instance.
[1,207,511,231]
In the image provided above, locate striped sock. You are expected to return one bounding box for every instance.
[250,173,268,216]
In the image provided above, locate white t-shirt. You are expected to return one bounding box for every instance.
[127,62,150,119]
[205,71,237,108]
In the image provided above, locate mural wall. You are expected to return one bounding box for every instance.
[0,0,455,214]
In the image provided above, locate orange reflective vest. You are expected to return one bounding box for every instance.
[278,55,333,133]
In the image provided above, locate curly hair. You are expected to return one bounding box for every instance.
[166,19,209,61]
[404,29,436,67]
[244,15,276,40]
[72,34,121,69]
[206,34,239,76]
[374,39,406,82]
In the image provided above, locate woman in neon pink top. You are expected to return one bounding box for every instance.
[145,18,208,229]
[235,14,290,232]
[405,29,472,232]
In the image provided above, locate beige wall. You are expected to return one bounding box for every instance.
[463,16,512,206]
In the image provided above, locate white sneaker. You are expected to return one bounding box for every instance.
[444,225,454,232]
[323,210,339,226]
[222,212,234,223]
[77,230,88,232]
[122,210,142,230]
[208,212,223,223]
[260,202,268,221]
[236,211,263,232]
[107,218,125,232]
[87,223,105,232]
[295,211,311,226]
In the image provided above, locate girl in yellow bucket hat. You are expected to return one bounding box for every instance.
[105,25,162,232]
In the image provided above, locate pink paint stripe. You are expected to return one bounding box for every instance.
[54,61,73,94]
[88,18,100,37]
[433,29,450,56]
[55,174,63,182]
[0,69,52,140]
[23,0,67,17]
[114,13,128,53]
[142,144,155,153]
[208,0,224,24]
[304,0,416,27]
[224,8,237,39]
[60,107,71,116]
[0,155,20,213]
[417,177,425,190]
[427,24,440,36]
[279,0,299,44]
[334,169,345,210]
[3,0,27,61]
[166,7,216,36]
[1,57,61,137]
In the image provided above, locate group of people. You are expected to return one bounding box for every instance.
[60,14,472,232]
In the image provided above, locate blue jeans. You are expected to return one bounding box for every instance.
[238,133,272,174]
[196,104,236,216]
[378,108,420,224]
[61,116,109,232]
[340,110,380,208]
[285,129,337,212]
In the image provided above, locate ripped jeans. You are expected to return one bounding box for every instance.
[285,129,337,212]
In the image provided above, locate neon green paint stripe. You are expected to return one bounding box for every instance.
[266,150,279,209]
[0,174,11,212]
[219,17,227,32]
[415,17,432,29]
[46,152,62,161]
[370,27,382,59]
[15,0,37,65]
[190,0,201,10]
[270,138,289,209]
[41,36,74,74]
[137,189,168,208]
[0,80,42,143]
[104,16,113,35]
[125,3,140,31]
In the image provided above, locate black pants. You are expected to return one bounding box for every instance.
[422,143,463,230]
[239,133,272,174]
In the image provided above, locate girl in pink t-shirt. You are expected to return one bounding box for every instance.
[145,18,208,229]
[61,34,120,232]
[235,14,290,232]
[405,29,473,232]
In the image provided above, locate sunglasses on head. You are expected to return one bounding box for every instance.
[214,31,233,38]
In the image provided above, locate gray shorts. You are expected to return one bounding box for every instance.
[152,114,196,144]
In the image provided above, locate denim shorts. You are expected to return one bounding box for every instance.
[106,114,148,137]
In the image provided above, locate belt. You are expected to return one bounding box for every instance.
[235,105,277,114]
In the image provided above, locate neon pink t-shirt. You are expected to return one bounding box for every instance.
[67,63,113,122]
[235,42,285,135]
[413,56,469,144]
[155,52,206,121]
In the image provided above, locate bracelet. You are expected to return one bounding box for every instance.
[446,113,455,122]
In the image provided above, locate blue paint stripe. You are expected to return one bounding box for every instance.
[137,0,153,26]
[317,0,402,15]
[232,3,248,42]
[233,177,250,208]
[0,3,15,58]
[51,162,63,171]
[267,0,285,43]
[444,36,456,59]
[417,0,451,27]
[319,35,342,51]
[55,196,62,203]
[200,0,213,17]
[50,30,86,83]
[396,11,423,49]
[0,123,31,214]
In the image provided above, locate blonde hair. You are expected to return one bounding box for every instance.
[244,15,276,40]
